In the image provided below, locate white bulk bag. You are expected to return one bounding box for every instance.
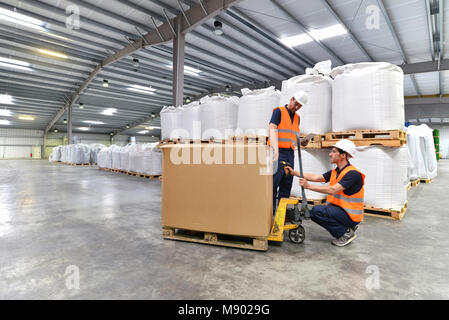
[89,144,105,164]
[72,144,90,164]
[291,149,332,200]
[161,106,183,140]
[351,146,408,209]
[331,62,404,131]
[142,143,162,175]
[119,144,133,172]
[97,147,111,168]
[60,146,68,162]
[237,86,280,136]
[111,145,123,170]
[129,144,146,173]
[200,95,239,139]
[406,124,437,179]
[179,101,201,140]
[280,75,332,134]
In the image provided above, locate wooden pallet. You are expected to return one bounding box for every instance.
[410,179,420,188]
[364,202,408,221]
[64,162,91,166]
[323,129,406,147]
[407,182,412,191]
[99,167,111,172]
[162,226,268,251]
[126,171,161,180]
[419,178,434,184]
[291,196,327,207]
[230,135,268,144]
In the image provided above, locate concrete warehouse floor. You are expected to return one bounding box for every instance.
[1,160,448,300]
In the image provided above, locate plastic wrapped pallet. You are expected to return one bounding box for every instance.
[179,102,201,140]
[351,146,408,209]
[142,143,162,175]
[406,124,437,180]
[237,86,280,136]
[69,144,90,164]
[200,95,239,139]
[280,62,333,134]
[331,62,404,131]
[160,106,182,140]
[111,145,122,170]
[291,149,332,200]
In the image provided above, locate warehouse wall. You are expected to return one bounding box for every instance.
[0,129,159,159]
[432,126,449,159]
[0,128,43,159]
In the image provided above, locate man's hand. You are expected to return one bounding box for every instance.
[284,166,294,176]
[300,138,309,147]
[299,177,310,189]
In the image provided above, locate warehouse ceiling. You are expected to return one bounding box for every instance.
[0,0,448,136]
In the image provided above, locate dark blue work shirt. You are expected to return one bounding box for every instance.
[269,105,299,156]
[322,163,363,196]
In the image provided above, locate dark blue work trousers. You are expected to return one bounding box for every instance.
[310,204,359,238]
[273,149,294,213]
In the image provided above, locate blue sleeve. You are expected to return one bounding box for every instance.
[269,108,281,126]
[322,170,332,182]
[339,171,363,196]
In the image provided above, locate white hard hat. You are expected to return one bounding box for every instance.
[293,90,308,105]
[334,139,357,158]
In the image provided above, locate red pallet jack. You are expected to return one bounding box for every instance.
[268,133,311,244]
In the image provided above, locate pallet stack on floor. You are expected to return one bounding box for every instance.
[99,167,162,181]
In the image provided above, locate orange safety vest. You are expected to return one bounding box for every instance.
[326,165,365,222]
[270,106,300,149]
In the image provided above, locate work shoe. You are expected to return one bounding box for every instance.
[332,229,357,247]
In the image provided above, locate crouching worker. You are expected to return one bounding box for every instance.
[284,139,365,247]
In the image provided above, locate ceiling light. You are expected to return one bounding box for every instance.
[185,97,191,103]
[54,129,58,133]
[18,115,34,121]
[78,127,89,131]
[214,20,223,36]
[126,124,130,129]
[280,24,347,47]
[0,119,11,125]
[138,130,149,134]
[0,109,12,117]
[442,118,449,123]
[79,103,84,109]
[110,132,114,136]
[145,126,161,130]
[430,118,441,123]
[128,84,156,95]
[151,113,156,118]
[419,118,430,123]
[167,64,201,76]
[0,62,33,72]
[0,57,29,67]
[63,119,67,124]
[102,108,117,116]
[133,58,139,68]
[0,94,13,104]
[38,49,68,59]
[83,120,104,125]
[0,8,46,31]
[103,80,109,87]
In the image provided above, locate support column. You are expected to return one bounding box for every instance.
[173,16,185,107]
[67,105,73,145]
[42,133,47,159]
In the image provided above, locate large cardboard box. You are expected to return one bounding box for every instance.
[161,143,273,237]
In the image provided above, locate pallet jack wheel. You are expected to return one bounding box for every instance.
[289,225,305,244]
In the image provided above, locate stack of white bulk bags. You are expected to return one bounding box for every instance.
[67,145,75,163]
[161,106,183,140]
[200,95,239,139]
[351,146,408,209]
[89,144,105,164]
[237,86,280,136]
[142,143,162,175]
[331,62,404,131]
[97,146,113,169]
[291,149,332,200]
[406,124,437,180]
[280,64,333,134]
[179,102,201,140]
[49,146,62,162]
[111,145,122,170]
[405,127,420,180]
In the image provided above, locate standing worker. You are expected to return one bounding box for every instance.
[284,139,365,247]
[269,90,308,213]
